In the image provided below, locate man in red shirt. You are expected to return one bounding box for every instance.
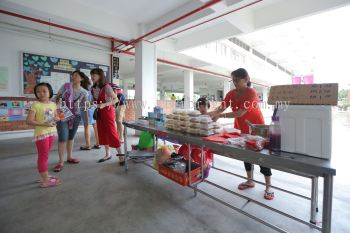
[209,68,274,200]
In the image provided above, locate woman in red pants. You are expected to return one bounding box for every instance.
[90,68,125,165]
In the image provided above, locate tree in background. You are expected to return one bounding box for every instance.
[338,89,348,101]
[338,89,349,111]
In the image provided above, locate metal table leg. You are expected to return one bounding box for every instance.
[187,143,196,196]
[315,177,319,212]
[212,154,215,167]
[155,135,158,150]
[322,175,334,233]
[201,146,204,181]
[310,176,318,224]
[123,125,128,172]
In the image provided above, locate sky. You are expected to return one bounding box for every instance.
[238,4,350,90]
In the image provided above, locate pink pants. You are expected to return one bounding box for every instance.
[35,136,55,173]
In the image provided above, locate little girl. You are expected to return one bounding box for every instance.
[26,83,62,188]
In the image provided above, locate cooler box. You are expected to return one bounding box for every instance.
[276,105,332,159]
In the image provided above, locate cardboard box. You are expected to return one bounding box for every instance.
[268,83,338,105]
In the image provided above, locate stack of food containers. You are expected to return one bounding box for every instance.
[165,110,221,136]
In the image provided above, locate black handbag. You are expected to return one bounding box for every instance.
[93,108,99,120]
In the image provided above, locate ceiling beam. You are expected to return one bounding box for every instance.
[254,0,350,30]
[175,21,242,51]
[142,0,217,41]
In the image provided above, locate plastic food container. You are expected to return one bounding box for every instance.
[166,119,175,125]
[179,115,190,121]
[214,128,222,134]
[173,120,182,127]
[172,115,180,120]
[198,115,213,123]
[199,129,214,136]
[199,123,214,130]
[187,110,201,117]
[213,122,221,129]
[190,123,201,128]
[189,117,201,123]
[180,126,188,132]
[166,114,175,119]
[180,121,191,127]
[166,124,174,130]
[187,128,199,135]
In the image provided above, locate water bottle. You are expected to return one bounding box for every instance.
[269,116,281,152]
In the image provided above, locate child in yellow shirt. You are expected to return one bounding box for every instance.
[26,83,62,188]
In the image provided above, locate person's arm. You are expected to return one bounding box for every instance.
[218,109,247,119]
[55,85,64,105]
[26,109,55,127]
[208,106,225,119]
[81,95,89,126]
[98,85,118,109]
[54,105,60,122]
[208,93,233,120]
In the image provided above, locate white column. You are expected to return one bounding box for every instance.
[122,79,129,98]
[159,85,165,100]
[184,70,194,109]
[262,87,268,103]
[135,41,157,118]
[223,80,231,96]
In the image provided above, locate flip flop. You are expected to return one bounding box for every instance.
[40,178,62,188]
[264,190,275,200]
[116,154,125,166]
[97,156,112,163]
[53,164,63,172]
[67,158,80,164]
[80,146,91,150]
[93,145,101,149]
[238,181,255,190]
[36,175,58,183]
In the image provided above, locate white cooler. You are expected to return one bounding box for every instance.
[276,105,332,159]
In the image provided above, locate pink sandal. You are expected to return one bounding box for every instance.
[53,164,63,172]
[36,175,58,183]
[238,181,255,190]
[67,158,80,164]
[40,179,62,188]
[264,189,275,200]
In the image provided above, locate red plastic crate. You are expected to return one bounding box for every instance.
[158,162,202,186]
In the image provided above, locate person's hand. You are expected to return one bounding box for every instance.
[208,112,215,118]
[97,103,106,109]
[212,114,220,122]
[46,121,56,127]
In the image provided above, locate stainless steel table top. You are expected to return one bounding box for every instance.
[124,122,336,177]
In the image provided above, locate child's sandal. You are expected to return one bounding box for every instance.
[36,175,58,183]
[40,179,62,188]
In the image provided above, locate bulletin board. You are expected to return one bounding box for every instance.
[0,100,32,122]
[22,52,110,95]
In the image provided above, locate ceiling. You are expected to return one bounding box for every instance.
[73,0,191,24]
[1,0,349,88]
[238,4,350,87]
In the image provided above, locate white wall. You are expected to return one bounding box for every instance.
[0,29,110,97]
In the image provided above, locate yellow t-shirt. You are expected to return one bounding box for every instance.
[30,101,57,139]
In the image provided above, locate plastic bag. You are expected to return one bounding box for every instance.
[153,145,175,170]
[138,131,154,150]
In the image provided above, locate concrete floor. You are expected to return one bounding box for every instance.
[1,111,350,233]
